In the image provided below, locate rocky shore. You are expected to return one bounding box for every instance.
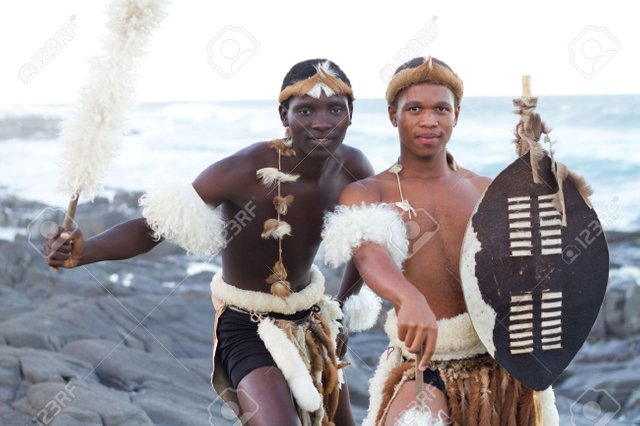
[1,191,638,425]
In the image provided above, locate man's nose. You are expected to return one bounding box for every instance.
[418,111,438,127]
[311,111,333,130]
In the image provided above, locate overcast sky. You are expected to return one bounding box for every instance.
[3,0,638,105]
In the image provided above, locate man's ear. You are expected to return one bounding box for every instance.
[278,104,289,127]
[388,104,398,127]
[453,105,460,127]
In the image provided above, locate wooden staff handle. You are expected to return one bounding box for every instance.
[415,347,425,410]
[50,193,79,272]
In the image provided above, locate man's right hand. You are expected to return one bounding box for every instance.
[45,225,84,269]
[396,291,438,372]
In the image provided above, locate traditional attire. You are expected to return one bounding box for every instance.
[211,265,346,425]
[322,202,560,425]
[138,59,368,424]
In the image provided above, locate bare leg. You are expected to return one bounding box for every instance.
[384,381,449,426]
[333,375,355,426]
[236,366,301,426]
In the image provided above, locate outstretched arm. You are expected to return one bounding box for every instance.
[46,152,249,269]
[338,182,438,370]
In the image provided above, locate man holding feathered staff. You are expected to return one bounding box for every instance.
[46,57,378,424]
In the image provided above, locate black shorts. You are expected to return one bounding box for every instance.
[423,367,446,394]
[216,307,314,389]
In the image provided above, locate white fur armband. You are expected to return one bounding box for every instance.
[139,180,226,256]
[342,286,382,333]
[322,203,408,268]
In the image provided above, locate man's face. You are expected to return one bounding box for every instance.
[388,82,459,160]
[279,92,352,158]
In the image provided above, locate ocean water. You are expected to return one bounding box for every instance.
[1,95,639,231]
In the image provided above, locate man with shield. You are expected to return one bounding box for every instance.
[322,57,560,425]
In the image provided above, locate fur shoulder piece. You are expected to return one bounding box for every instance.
[322,203,408,268]
[342,286,382,333]
[139,180,225,256]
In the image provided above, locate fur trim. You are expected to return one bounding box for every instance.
[278,61,354,104]
[257,318,322,412]
[256,167,299,186]
[139,180,225,256]
[342,286,382,333]
[210,264,325,314]
[537,387,560,425]
[322,203,408,268]
[362,346,405,426]
[460,190,498,356]
[384,309,487,361]
[386,56,463,106]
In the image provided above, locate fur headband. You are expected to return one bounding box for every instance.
[385,56,463,106]
[278,60,354,104]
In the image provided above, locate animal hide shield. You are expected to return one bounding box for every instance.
[460,152,609,390]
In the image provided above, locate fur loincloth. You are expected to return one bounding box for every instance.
[364,310,559,426]
[210,265,346,425]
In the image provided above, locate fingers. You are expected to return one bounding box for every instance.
[43,225,81,268]
[419,327,437,371]
[406,326,425,354]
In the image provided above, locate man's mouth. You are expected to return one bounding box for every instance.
[416,133,440,143]
[308,137,333,146]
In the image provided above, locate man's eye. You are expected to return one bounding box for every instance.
[409,106,421,112]
[298,109,311,115]
[331,107,344,114]
[437,106,450,113]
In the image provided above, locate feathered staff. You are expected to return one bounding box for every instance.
[55,0,167,267]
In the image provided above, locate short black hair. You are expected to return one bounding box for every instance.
[280,59,352,108]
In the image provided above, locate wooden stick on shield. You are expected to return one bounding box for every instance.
[522,74,531,98]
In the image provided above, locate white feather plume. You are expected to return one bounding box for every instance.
[256,167,300,186]
[59,0,168,199]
